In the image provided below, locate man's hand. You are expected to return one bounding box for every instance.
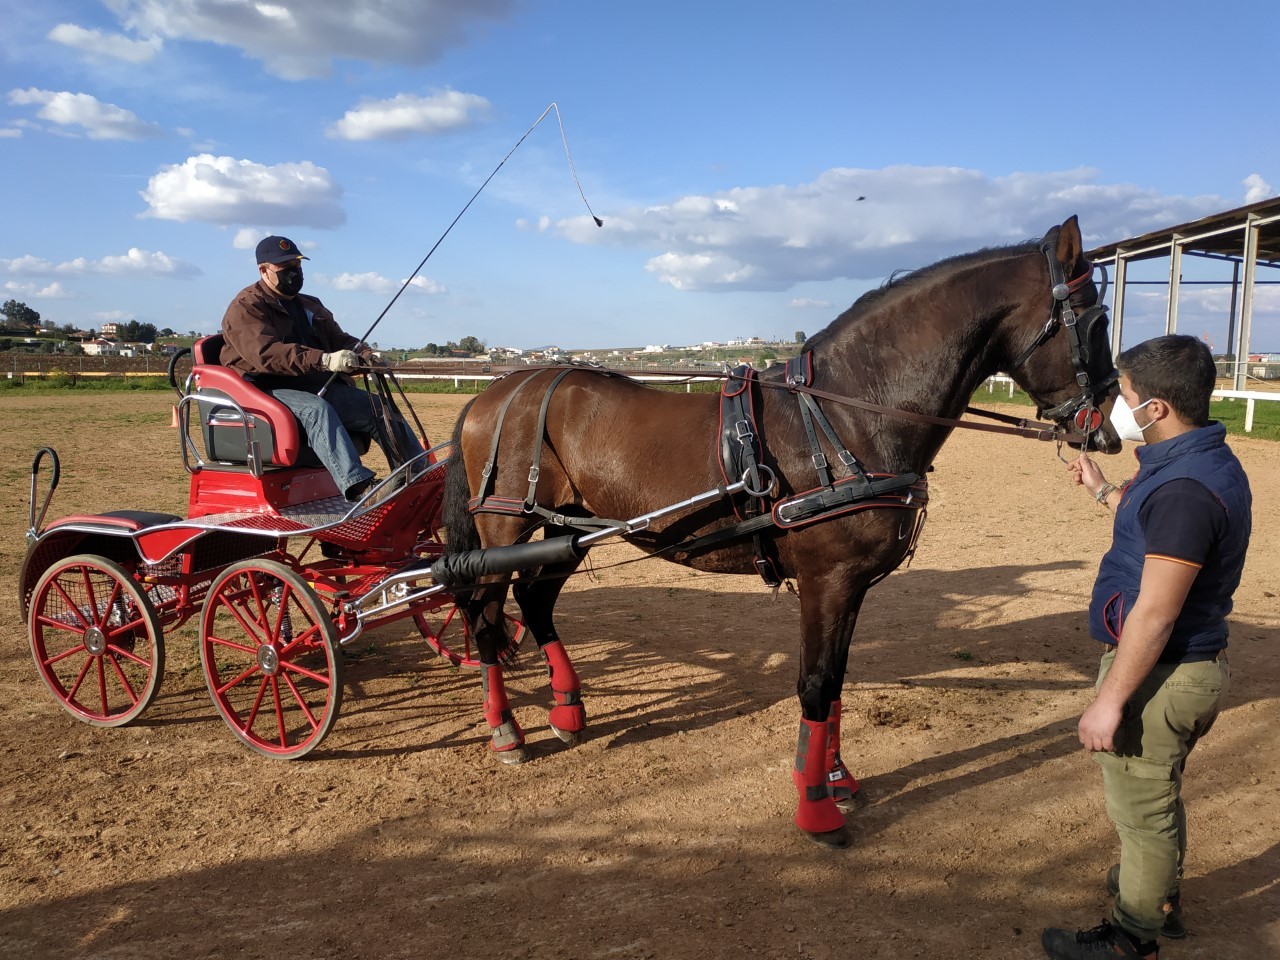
[322,349,359,373]
[1078,697,1123,752]
[359,348,387,367]
[1069,452,1108,499]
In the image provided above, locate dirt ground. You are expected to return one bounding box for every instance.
[1,391,1277,960]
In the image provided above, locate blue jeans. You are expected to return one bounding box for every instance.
[270,382,423,495]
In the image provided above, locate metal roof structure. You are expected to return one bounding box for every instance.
[1085,197,1280,389]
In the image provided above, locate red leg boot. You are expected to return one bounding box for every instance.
[541,640,586,742]
[481,663,527,763]
[825,700,860,803]
[792,717,848,841]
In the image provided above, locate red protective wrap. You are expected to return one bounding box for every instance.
[825,700,859,801]
[541,640,586,733]
[481,664,524,751]
[792,717,846,834]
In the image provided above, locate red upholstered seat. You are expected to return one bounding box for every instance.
[191,335,304,466]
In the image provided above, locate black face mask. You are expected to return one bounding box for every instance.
[273,266,303,297]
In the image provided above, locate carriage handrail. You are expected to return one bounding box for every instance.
[176,391,269,476]
[27,447,60,545]
[167,346,192,399]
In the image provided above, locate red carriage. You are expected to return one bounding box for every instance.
[20,337,521,759]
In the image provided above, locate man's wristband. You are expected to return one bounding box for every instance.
[1095,482,1117,504]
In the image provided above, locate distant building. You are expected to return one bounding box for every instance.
[81,339,121,356]
[100,322,119,338]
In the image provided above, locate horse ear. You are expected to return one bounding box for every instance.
[1055,214,1083,266]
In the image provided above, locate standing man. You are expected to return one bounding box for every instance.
[221,236,423,500]
[1042,335,1252,960]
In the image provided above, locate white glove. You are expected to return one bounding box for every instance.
[321,349,359,373]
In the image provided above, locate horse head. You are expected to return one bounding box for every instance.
[1005,215,1122,454]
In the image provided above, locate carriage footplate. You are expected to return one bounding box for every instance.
[773,472,923,528]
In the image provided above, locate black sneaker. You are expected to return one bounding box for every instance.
[1041,920,1157,959]
[1106,864,1186,939]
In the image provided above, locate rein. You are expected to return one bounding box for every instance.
[760,377,1087,444]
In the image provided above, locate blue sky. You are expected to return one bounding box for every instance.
[2,1,1277,352]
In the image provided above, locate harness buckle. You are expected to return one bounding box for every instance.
[734,420,754,443]
[812,452,828,470]
[527,465,540,483]
[837,451,857,467]
[481,461,494,479]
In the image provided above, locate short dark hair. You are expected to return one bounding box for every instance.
[1116,334,1216,426]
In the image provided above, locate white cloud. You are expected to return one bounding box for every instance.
[110,0,516,80]
[47,23,162,63]
[327,272,445,294]
[1244,173,1273,204]
[140,154,345,227]
[327,90,489,141]
[555,166,1231,292]
[4,280,73,298]
[789,298,833,309]
[1,249,199,277]
[0,127,21,138]
[7,88,164,140]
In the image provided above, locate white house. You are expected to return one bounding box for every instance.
[81,339,121,357]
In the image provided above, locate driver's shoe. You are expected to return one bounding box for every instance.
[1041,920,1157,960]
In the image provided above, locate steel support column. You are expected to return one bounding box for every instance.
[1232,216,1259,391]
[1165,236,1183,334]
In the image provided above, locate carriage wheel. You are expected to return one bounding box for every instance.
[413,602,526,669]
[200,559,342,759]
[28,554,164,727]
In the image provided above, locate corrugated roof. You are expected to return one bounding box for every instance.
[1086,196,1280,266]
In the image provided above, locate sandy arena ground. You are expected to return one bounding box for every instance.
[1,391,1277,960]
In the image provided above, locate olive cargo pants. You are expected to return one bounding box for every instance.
[1092,648,1230,943]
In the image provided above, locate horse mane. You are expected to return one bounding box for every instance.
[800,239,1040,355]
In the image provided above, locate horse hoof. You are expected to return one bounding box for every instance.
[802,825,852,850]
[492,745,532,765]
[833,788,864,813]
[550,724,585,745]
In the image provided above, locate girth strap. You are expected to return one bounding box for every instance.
[719,365,780,586]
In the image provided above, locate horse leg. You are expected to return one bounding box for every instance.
[460,578,531,764]
[825,586,867,806]
[512,552,587,745]
[791,579,868,848]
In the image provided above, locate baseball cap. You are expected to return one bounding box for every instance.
[255,236,310,265]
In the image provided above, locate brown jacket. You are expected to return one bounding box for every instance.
[220,281,359,385]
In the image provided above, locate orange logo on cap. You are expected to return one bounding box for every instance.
[278,239,292,251]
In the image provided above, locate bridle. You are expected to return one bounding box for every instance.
[1008,235,1118,442]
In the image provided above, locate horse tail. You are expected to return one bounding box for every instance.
[442,397,481,556]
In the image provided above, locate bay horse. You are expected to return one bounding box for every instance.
[440,214,1120,847]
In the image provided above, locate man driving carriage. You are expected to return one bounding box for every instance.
[220,236,423,500]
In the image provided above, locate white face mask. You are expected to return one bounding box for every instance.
[1109,395,1154,442]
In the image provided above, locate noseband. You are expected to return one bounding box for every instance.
[1009,239,1118,440]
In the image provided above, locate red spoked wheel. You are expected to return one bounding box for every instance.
[28,554,164,727]
[199,559,342,759]
[413,602,526,669]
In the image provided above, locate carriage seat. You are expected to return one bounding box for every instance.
[190,334,370,469]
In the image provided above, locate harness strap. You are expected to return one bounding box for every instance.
[525,367,576,509]
[719,366,781,586]
[477,371,544,506]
